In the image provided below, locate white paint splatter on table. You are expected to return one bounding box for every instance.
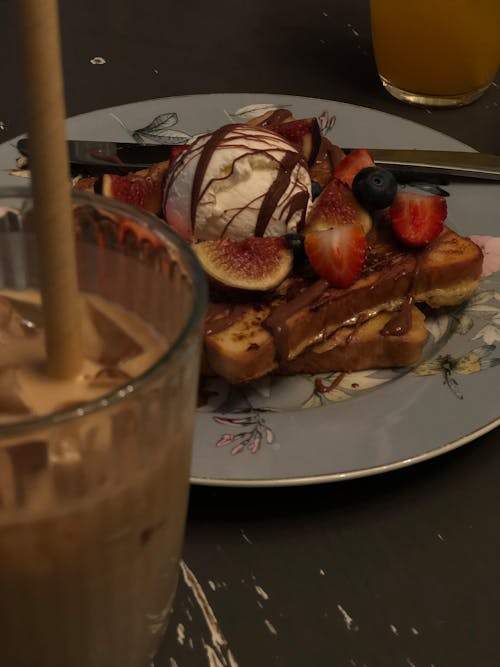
[255,585,269,601]
[337,604,358,631]
[176,623,185,646]
[264,619,278,636]
[240,529,252,544]
[179,561,239,667]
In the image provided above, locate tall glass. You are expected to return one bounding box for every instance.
[0,189,207,667]
[370,0,500,107]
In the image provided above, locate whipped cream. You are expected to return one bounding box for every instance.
[163,124,311,241]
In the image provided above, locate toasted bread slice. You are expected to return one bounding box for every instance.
[203,223,482,384]
[278,307,427,375]
[204,302,276,384]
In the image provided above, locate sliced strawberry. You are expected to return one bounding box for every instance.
[304,224,367,288]
[389,192,447,247]
[333,149,375,188]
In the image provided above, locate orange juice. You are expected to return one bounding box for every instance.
[371,0,500,103]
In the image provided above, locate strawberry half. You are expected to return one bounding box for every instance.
[389,192,447,248]
[333,149,375,188]
[304,224,367,288]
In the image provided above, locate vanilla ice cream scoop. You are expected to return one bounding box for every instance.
[162,124,311,241]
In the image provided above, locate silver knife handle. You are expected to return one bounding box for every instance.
[367,149,500,181]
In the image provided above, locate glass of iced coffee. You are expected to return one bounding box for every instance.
[0,188,207,667]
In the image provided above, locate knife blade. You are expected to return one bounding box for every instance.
[352,148,500,182]
[16,138,177,170]
[16,138,500,181]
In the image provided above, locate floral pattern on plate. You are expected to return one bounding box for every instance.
[110,110,192,145]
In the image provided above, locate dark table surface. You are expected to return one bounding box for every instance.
[2,1,500,666]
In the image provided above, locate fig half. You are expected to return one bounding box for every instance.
[98,161,169,216]
[194,237,293,291]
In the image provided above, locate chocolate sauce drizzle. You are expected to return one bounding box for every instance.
[380,297,413,336]
[204,303,247,336]
[255,151,308,237]
[380,233,439,337]
[190,124,239,225]
[263,280,329,359]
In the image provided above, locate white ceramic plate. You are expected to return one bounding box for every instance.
[1,93,499,487]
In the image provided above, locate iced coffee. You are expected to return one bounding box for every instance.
[0,191,206,667]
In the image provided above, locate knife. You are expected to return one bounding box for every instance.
[16,138,500,181]
[16,138,177,170]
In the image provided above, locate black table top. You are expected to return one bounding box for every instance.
[1,1,500,665]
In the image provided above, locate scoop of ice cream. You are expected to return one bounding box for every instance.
[163,124,311,241]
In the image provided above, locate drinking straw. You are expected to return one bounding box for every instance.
[19,0,82,379]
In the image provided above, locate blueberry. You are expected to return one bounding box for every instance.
[283,232,306,267]
[352,167,397,210]
[311,180,323,200]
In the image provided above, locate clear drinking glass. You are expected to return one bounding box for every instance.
[370,0,500,107]
[0,188,207,667]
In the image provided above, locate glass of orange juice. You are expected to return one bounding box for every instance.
[370,0,500,107]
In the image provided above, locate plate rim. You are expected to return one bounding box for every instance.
[191,415,500,487]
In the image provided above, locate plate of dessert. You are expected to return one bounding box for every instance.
[2,93,499,486]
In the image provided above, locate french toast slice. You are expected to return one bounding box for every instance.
[202,307,427,380]
[204,301,276,384]
[203,221,482,384]
[278,307,427,375]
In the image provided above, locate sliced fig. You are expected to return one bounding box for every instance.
[97,161,168,215]
[310,137,346,187]
[194,237,293,291]
[305,177,372,235]
[272,118,322,166]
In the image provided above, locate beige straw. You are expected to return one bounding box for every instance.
[19,0,82,379]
